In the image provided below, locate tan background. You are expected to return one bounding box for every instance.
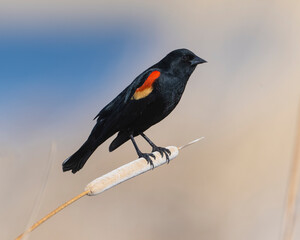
[1,0,300,239]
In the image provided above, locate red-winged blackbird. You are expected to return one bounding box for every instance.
[63,49,206,173]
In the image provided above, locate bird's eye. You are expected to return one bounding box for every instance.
[182,55,189,61]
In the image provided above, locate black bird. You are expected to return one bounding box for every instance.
[63,48,206,173]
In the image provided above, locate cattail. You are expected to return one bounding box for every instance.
[16,138,204,240]
[86,146,178,196]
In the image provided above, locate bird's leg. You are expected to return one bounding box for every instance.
[130,134,156,168]
[140,133,171,163]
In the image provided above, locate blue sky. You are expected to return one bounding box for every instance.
[0,24,146,102]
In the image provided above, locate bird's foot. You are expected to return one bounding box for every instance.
[152,146,171,163]
[138,152,156,169]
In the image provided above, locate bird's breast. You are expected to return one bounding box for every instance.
[155,76,187,108]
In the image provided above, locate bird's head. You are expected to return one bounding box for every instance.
[158,48,206,77]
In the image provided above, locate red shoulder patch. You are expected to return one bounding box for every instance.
[131,71,160,100]
[136,71,160,92]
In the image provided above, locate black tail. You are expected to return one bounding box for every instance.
[62,139,97,174]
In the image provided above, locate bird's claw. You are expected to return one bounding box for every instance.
[139,153,156,169]
[152,146,171,163]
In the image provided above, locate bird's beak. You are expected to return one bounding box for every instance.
[190,56,207,66]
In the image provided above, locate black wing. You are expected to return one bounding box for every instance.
[94,68,159,122]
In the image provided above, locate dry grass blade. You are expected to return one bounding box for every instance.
[282,104,300,240]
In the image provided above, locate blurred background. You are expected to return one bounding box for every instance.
[1,0,300,239]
